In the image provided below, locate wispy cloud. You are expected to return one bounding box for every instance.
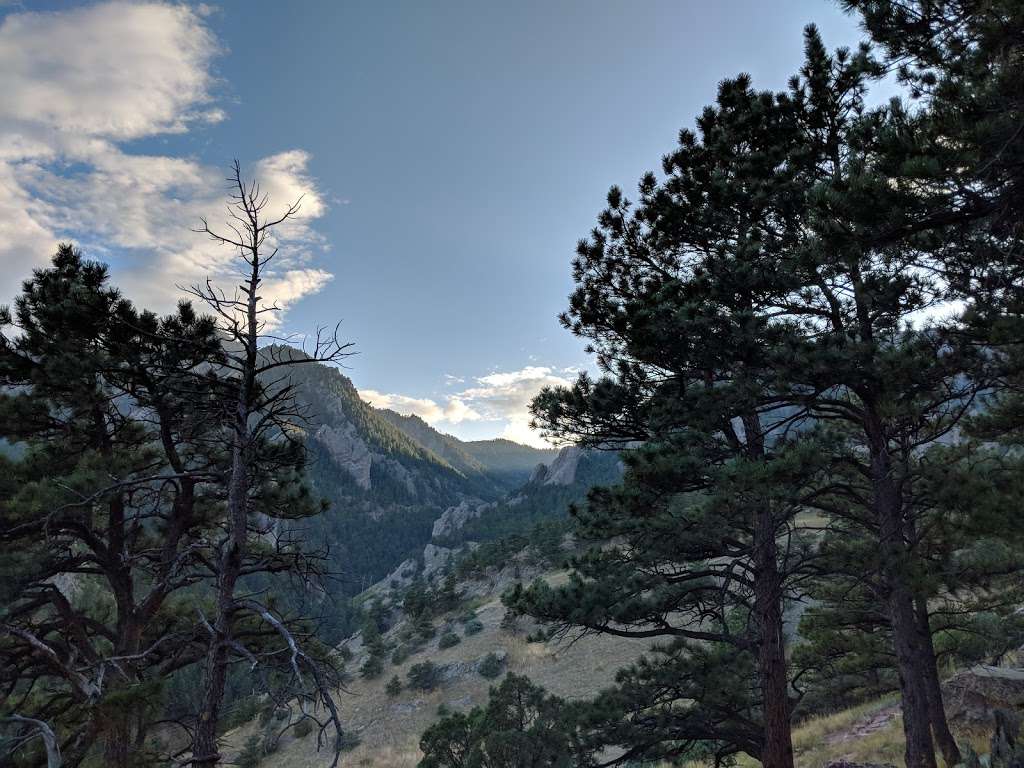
[360,390,482,426]
[0,1,331,322]
[361,365,577,448]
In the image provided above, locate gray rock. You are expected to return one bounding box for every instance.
[530,446,582,486]
[945,666,1024,726]
[389,700,425,716]
[422,544,455,578]
[314,423,372,490]
[438,661,472,683]
[432,500,493,540]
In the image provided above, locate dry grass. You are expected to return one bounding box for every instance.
[220,588,655,767]
[679,694,993,768]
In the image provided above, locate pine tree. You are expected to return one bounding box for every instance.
[516,25,1005,768]
[510,56,836,767]
[0,246,224,766]
[419,674,586,768]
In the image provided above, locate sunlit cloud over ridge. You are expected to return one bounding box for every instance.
[361,365,578,448]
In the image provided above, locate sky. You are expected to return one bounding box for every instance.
[0,0,867,447]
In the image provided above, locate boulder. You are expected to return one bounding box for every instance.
[944,666,1024,726]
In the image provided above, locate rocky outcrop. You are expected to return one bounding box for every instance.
[529,445,585,487]
[314,422,372,490]
[432,499,495,540]
[944,665,1024,725]
[423,543,455,577]
[544,446,582,485]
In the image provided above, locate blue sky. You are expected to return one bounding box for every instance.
[0,1,865,446]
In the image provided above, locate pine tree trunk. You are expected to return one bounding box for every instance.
[753,512,795,768]
[744,413,795,768]
[872,448,937,768]
[103,721,132,768]
[915,594,961,766]
[887,580,937,768]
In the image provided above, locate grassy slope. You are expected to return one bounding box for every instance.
[222,573,652,767]
[703,696,991,768]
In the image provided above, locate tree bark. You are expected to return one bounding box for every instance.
[915,594,961,766]
[872,446,937,768]
[754,510,795,768]
[743,413,795,768]
[191,255,259,766]
[103,721,132,768]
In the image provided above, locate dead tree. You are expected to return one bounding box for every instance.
[187,161,353,767]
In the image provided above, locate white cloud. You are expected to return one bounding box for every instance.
[361,390,482,426]
[360,365,576,448]
[0,2,331,323]
[458,366,574,448]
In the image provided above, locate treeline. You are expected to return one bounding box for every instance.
[0,167,352,767]
[426,4,1024,768]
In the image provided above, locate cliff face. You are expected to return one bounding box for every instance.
[528,445,583,486]
[314,422,373,490]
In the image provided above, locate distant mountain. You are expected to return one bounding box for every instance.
[376,410,558,491]
[430,446,624,549]
[259,347,567,639]
[460,438,559,488]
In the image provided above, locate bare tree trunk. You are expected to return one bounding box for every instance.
[754,513,794,768]
[872,450,937,768]
[191,437,248,765]
[743,413,795,768]
[192,218,260,766]
[915,594,961,766]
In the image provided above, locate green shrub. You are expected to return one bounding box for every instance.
[438,631,461,649]
[360,654,384,679]
[499,610,520,635]
[463,618,484,635]
[222,696,261,731]
[261,731,279,756]
[415,616,437,641]
[386,675,403,696]
[408,661,442,691]
[391,644,411,665]
[525,629,548,644]
[258,704,274,727]
[477,652,504,679]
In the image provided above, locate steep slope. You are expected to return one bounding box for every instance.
[219,442,632,765]
[375,410,558,491]
[374,410,492,482]
[225,572,653,767]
